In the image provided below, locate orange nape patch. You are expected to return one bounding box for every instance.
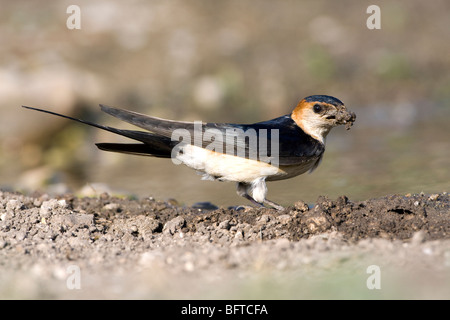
[290,99,310,129]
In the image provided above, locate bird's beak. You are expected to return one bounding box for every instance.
[329,105,356,130]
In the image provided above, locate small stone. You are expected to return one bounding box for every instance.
[16,231,27,241]
[102,203,120,211]
[234,230,244,240]
[163,216,185,235]
[257,215,271,223]
[218,220,231,230]
[277,214,291,224]
[305,212,330,233]
[167,198,179,206]
[6,199,23,214]
[50,214,94,228]
[40,199,67,217]
[411,230,426,245]
[294,201,309,212]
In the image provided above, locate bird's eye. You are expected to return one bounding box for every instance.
[313,104,322,113]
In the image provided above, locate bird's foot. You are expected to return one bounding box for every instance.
[239,191,285,211]
[263,199,285,211]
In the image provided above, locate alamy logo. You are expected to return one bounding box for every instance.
[366,265,381,290]
[366,5,381,30]
[66,5,81,30]
[66,264,81,290]
[170,121,280,167]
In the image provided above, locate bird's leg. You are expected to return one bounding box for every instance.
[236,182,264,208]
[242,193,265,207]
[263,199,285,211]
[236,182,284,210]
[236,183,261,207]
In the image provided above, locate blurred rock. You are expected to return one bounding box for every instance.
[77,183,113,197]
[193,76,224,110]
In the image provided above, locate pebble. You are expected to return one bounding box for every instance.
[6,199,23,214]
[103,203,121,211]
[218,220,231,230]
[257,215,271,223]
[294,200,309,212]
[234,230,244,240]
[39,199,67,217]
[276,214,291,224]
[411,230,426,245]
[163,216,185,235]
[16,231,27,241]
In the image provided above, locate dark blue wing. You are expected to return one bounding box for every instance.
[100,105,324,166]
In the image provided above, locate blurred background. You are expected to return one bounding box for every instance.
[0,0,449,207]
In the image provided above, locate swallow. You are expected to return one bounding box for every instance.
[22,95,355,210]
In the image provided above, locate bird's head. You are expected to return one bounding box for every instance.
[291,95,356,143]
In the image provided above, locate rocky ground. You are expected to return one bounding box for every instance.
[0,190,448,299]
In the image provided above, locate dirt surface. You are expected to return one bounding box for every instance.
[0,190,449,299]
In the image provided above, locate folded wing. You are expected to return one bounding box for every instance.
[100,104,325,166]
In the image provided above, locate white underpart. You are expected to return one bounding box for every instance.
[235,179,267,203]
[175,144,282,184]
[249,177,268,203]
[297,109,334,144]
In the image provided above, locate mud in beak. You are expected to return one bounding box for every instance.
[333,105,356,130]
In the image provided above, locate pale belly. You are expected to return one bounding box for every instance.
[175,144,320,183]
